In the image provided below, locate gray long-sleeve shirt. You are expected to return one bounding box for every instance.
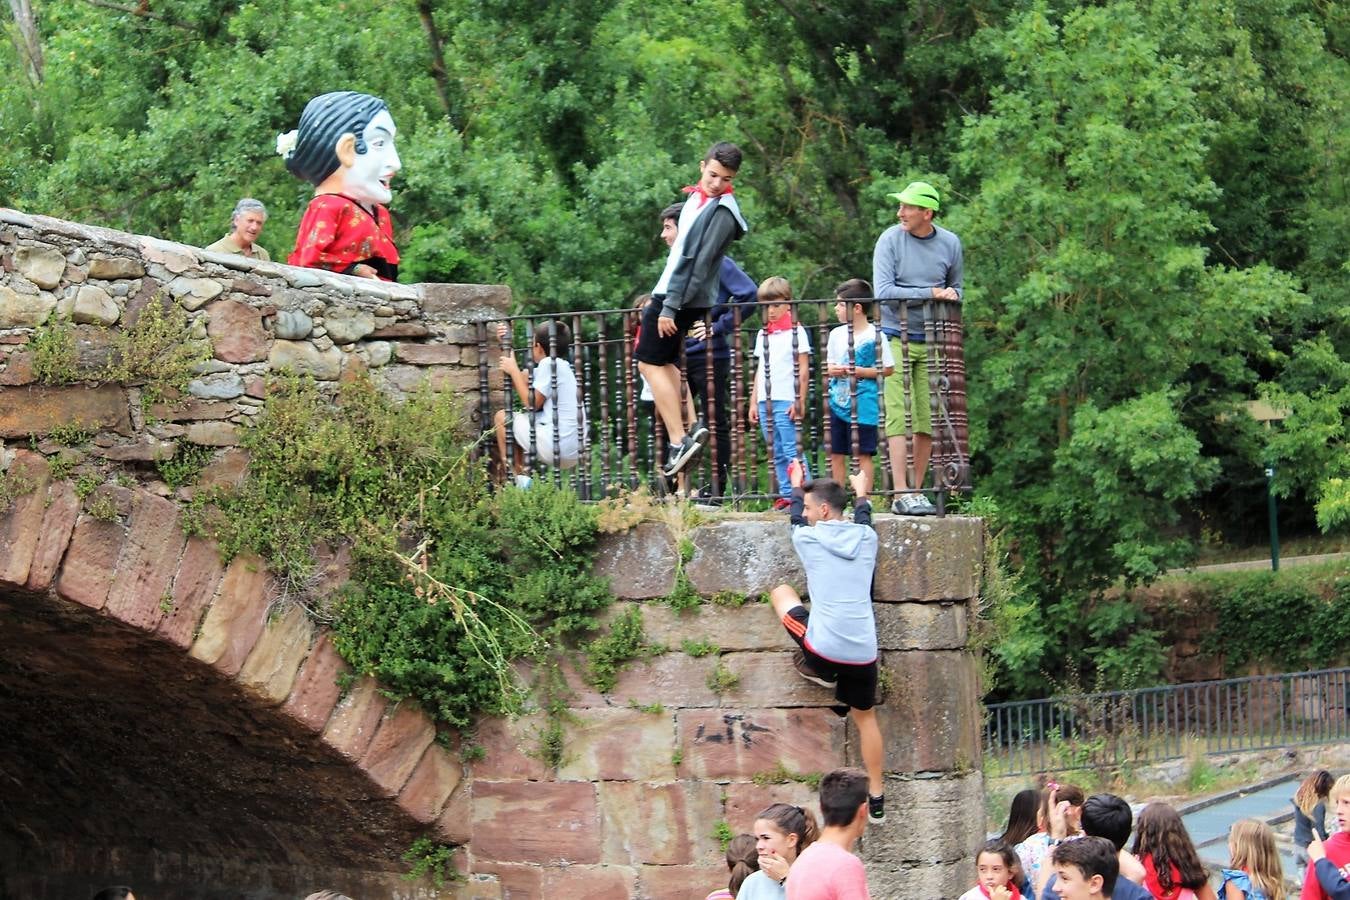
[871,223,964,341]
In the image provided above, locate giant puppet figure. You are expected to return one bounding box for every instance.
[278,91,402,281]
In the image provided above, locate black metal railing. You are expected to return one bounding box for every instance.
[984,667,1350,778]
[473,296,969,510]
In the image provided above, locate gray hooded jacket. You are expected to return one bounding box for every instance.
[790,491,879,664]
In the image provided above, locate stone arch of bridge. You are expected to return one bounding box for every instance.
[0,450,466,899]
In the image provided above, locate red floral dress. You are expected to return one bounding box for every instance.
[288,193,400,281]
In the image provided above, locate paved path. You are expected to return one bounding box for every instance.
[1171,552,1350,575]
[1179,776,1299,872]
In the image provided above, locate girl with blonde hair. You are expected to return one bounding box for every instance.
[1220,819,1284,900]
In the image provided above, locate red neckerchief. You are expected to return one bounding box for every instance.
[681,182,734,208]
[764,311,794,335]
[978,882,1022,900]
[1142,855,1186,900]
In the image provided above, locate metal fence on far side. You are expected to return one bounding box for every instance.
[984,667,1350,778]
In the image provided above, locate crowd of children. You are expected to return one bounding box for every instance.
[950,771,1350,900]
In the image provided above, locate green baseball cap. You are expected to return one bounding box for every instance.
[886,181,940,211]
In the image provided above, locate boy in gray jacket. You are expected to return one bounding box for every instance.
[769,462,886,824]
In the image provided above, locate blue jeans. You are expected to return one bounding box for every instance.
[758,400,807,499]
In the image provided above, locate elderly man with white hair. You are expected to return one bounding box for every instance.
[206,197,271,260]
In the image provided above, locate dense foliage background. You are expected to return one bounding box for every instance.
[3,0,1346,697]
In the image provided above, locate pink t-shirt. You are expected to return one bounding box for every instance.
[785,841,871,900]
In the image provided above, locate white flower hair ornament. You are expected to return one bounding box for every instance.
[276,130,299,160]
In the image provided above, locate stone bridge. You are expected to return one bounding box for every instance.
[0,210,985,899]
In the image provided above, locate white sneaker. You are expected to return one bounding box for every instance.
[514,474,533,490]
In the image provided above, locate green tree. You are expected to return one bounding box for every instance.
[949,1,1311,695]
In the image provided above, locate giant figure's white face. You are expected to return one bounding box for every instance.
[341,110,400,206]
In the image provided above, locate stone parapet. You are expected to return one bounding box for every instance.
[0,208,509,475]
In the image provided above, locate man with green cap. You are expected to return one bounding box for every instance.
[871,181,963,516]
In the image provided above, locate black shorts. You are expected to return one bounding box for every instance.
[782,606,878,712]
[634,301,704,367]
[828,411,878,456]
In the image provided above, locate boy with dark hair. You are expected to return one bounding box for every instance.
[1052,837,1119,900]
[785,768,872,899]
[657,200,757,495]
[769,463,886,825]
[637,142,748,477]
[1040,793,1150,899]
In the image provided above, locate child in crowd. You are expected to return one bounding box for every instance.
[706,833,760,900]
[768,463,886,824]
[1220,819,1284,900]
[1003,789,1043,896]
[1304,773,1350,900]
[1038,793,1152,900]
[1019,783,1086,891]
[960,840,1022,900]
[493,321,583,486]
[1294,771,1333,881]
[1130,802,1217,900]
[1051,837,1121,900]
[826,278,895,496]
[749,276,812,509]
[737,803,820,899]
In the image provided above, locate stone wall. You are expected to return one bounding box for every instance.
[0,209,987,899]
[0,208,507,464]
[487,513,986,899]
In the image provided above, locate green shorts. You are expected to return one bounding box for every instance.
[884,337,931,437]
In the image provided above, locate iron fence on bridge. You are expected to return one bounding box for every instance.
[471,296,969,511]
[984,667,1350,778]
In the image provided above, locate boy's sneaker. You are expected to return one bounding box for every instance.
[513,474,533,490]
[891,492,936,516]
[868,794,886,824]
[792,648,837,689]
[689,420,710,446]
[661,433,704,477]
[773,497,792,511]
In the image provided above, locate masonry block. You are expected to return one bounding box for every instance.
[722,651,842,707]
[0,449,49,586]
[282,630,351,731]
[472,781,601,865]
[0,384,130,439]
[872,515,983,601]
[860,771,985,867]
[684,519,803,597]
[591,520,676,599]
[631,599,786,651]
[25,480,79,591]
[397,744,463,824]
[543,864,638,898]
[468,862,542,899]
[156,535,225,648]
[238,601,316,705]
[562,652,721,709]
[437,784,473,845]
[360,702,437,796]
[677,708,846,780]
[55,514,127,610]
[469,711,551,782]
[875,599,970,650]
[418,282,512,321]
[557,708,677,782]
[188,553,272,676]
[877,650,982,773]
[723,781,820,828]
[637,863,728,900]
[103,491,186,632]
[599,781,722,866]
[322,675,388,761]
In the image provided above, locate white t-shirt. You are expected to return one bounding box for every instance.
[753,325,812,402]
[530,356,583,444]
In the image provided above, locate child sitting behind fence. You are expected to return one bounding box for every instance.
[826,278,895,496]
[493,320,583,487]
[749,276,812,509]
